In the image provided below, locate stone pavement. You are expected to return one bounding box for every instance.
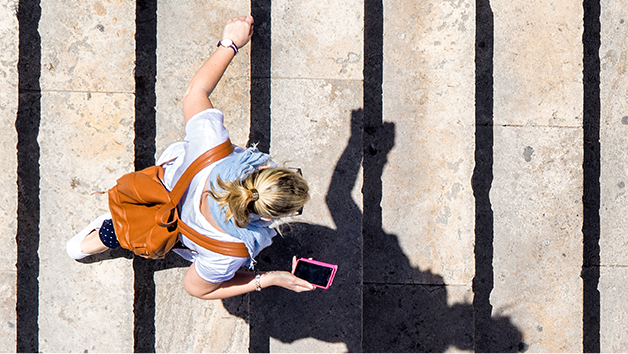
[2,0,627,352]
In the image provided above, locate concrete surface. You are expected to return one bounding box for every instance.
[491,127,583,352]
[153,1,251,352]
[3,0,628,352]
[600,0,628,351]
[0,0,17,351]
[490,0,585,351]
[37,0,136,351]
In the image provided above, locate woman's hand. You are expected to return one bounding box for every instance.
[262,271,316,292]
[222,15,254,49]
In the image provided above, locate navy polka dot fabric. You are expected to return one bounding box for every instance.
[99,219,121,249]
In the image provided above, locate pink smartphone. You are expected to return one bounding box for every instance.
[292,258,338,289]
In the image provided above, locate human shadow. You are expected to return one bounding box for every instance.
[222,109,524,352]
[77,245,191,268]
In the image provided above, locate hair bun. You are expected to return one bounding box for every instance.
[250,188,259,201]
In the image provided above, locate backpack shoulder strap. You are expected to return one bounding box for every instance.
[169,139,234,204]
[166,139,249,258]
[178,221,249,258]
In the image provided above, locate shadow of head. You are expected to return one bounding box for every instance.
[221,109,523,352]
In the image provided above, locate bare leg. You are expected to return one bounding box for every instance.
[80,230,109,254]
[66,212,112,259]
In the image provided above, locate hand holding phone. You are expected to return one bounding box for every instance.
[292,257,338,289]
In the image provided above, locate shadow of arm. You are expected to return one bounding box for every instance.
[325,110,364,231]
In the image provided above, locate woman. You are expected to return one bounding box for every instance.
[66,15,315,299]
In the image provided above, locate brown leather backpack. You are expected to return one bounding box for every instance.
[108,139,249,259]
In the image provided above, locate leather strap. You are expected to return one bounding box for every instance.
[169,139,234,204]
[179,221,249,258]
[168,139,249,258]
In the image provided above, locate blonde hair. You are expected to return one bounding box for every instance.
[208,167,310,228]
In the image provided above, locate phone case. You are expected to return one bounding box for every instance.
[293,258,338,289]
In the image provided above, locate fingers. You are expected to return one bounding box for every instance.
[294,278,315,292]
[290,257,315,291]
[274,270,315,292]
[294,285,316,292]
[222,15,255,49]
[227,15,254,25]
[289,258,314,291]
[291,272,315,291]
[242,15,253,24]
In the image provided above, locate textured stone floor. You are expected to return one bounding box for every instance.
[1,0,627,352]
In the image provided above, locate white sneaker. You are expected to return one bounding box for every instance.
[66,212,112,260]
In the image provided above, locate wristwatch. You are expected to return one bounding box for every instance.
[217,38,238,55]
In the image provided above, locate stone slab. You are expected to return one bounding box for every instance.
[600,0,628,266]
[0,0,18,350]
[38,91,134,352]
[490,1,584,350]
[271,0,363,80]
[246,78,363,352]
[600,266,628,352]
[270,79,364,229]
[599,2,628,351]
[153,1,253,351]
[371,0,476,286]
[491,126,582,352]
[363,284,478,352]
[493,0,583,127]
[154,264,249,353]
[0,271,16,352]
[13,0,624,351]
[155,0,252,158]
[270,337,348,353]
[39,0,135,92]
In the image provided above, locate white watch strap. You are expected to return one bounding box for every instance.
[217,39,238,55]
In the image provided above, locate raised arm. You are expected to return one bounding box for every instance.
[181,15,254,123]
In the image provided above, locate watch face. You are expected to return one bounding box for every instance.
[221,39,233,47]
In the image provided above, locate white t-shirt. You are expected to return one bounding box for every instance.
[157,109,249,283]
